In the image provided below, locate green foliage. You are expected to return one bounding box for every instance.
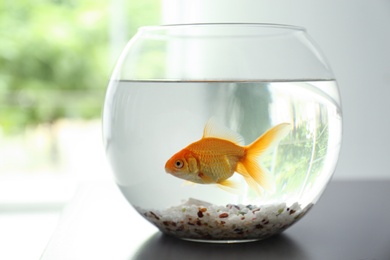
[0,0,160,133]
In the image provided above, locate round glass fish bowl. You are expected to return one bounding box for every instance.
[103,23,342,243]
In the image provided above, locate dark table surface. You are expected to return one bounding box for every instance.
[41,180,390,260]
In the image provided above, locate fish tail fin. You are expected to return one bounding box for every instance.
[238,123,291,192]
[235,165,263,196]
[216,179,241,194]
[237,160,273,194]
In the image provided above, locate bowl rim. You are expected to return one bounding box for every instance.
[138,23,306,33]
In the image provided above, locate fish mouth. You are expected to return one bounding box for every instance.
[165,167,174,174]
[165,159,177,175]
[165,167,181,178]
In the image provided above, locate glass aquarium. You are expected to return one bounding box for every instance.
[103,23,342,242]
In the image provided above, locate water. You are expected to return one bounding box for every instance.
[103,80,342,210]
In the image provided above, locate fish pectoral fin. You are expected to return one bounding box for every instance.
[198,172,214,184]
[182,181,197,187]
[216,179,241,194]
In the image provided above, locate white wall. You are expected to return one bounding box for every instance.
[162,0,390,180]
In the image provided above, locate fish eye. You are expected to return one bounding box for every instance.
[174,160,184,169]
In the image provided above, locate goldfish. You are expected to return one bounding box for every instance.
[165,118,291,194]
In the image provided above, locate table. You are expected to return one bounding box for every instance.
[41,180,390,260]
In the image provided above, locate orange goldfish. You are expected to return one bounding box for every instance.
[165,118,291,194]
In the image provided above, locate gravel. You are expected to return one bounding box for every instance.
[136,198,313,242]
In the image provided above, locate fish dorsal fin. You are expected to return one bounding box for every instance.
[202,118,245,145]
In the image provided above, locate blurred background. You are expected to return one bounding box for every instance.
[0,0,161,258]
[0,0,389,259]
